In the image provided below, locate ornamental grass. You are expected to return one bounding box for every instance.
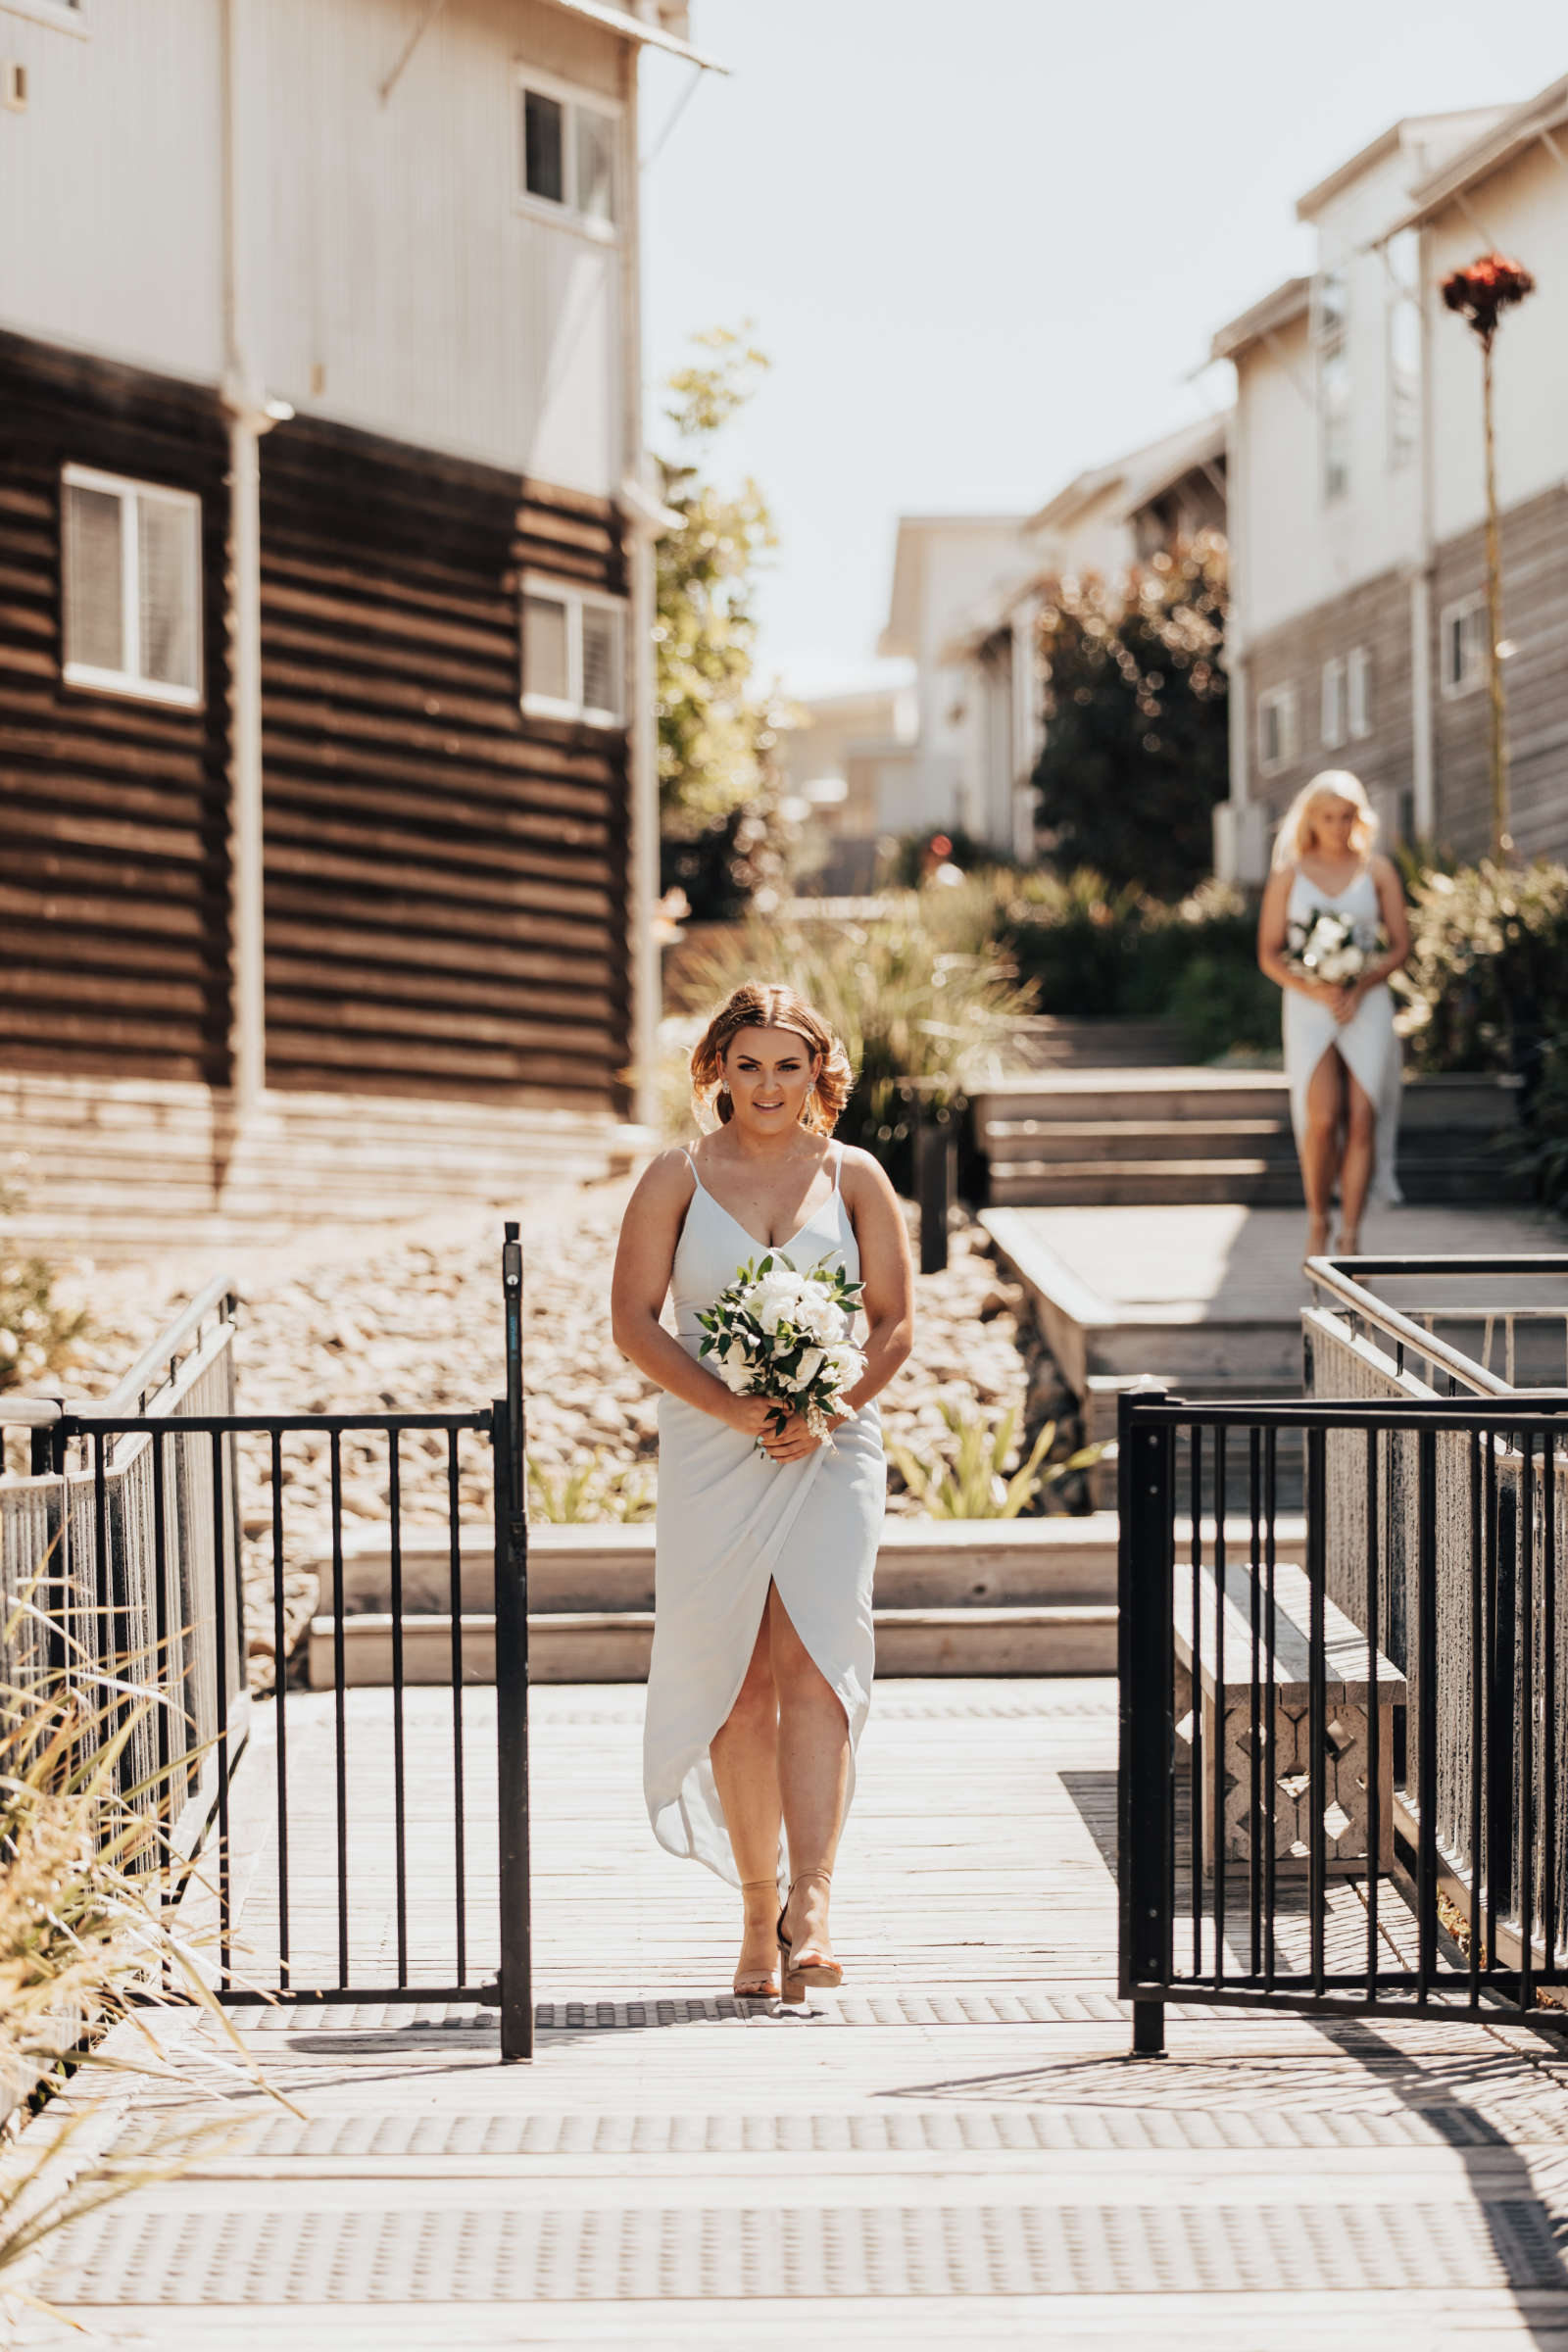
[0,1559,283,2328]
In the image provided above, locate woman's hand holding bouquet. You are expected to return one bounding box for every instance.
[699,1252,867,1464]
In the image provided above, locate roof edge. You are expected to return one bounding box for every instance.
[1209,275,1311,363]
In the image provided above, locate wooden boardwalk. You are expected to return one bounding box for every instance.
[29,1679,1568,2346]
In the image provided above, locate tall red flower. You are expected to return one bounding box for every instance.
[1440,252,1537,347]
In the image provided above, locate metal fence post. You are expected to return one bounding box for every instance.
[913,1104,953,1275]
[495,1221,533,2061]
[1120,1384,1171,2057]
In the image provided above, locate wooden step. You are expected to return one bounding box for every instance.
[306,1603,1118,1687]
[311,1516,1125,1620]
[988,1158,1305,1207]
[984,1116,1297,1165]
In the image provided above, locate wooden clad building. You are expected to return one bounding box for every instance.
[0,0,714,1248]
[256,418,631,1108]
[0,334,234,1090]
[1212,86,1568,876]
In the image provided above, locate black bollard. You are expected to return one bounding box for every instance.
[913,1111,953,1274]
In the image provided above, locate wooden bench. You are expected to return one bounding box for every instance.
[1172,1560,1405,1876]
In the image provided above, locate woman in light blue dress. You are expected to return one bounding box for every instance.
[611,983,914,2001]
[1257,770,1411,1258]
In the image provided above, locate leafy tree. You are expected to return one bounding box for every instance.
[655,326,790,916]
[1030,533,1228,900]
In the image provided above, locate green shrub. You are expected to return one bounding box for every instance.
[0,1178,86,1396]
[526,1452,656,1524]
[1520,1035,1568,1214]
[886,1400,1100,1519]
[921,866,1276,1057]
[1394,858,1568,1074]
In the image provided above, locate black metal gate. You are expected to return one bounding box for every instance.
[1119,1386,1568,2057]
[9,1224,535,2060]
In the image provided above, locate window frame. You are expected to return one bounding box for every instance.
[519,571,626,728]
[514,64,621,243]
[0,0,90,38]
[1256,682,1298,777]
[1440,592,1488,699]
[1320,656,1347,749]
[60,461,204,710]
[1385,229,1421,473]
[1314,267,1351,506]
[1347,644,1372,740]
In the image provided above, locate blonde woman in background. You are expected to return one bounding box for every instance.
[611,983,913,2003]
[1257,771,1411,1259]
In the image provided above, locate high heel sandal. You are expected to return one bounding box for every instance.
[776,1868,844,2005]
[734,1878,782,2000]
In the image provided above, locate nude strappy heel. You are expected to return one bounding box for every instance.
[776,1868,843,2004]
[734,1878,782,2000]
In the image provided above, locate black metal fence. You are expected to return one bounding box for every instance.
[0,1225,534,2062]
[1119,1386,1568,2057]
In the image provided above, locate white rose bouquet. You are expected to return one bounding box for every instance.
[1286,906,1371,989]
[697,1251,867,1455]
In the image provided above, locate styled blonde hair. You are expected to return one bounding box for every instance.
[690,982,854,1136]
[1272,769,1379,869]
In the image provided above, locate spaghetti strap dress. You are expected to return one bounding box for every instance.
[643,1141,885,1886]
[1283,863,1403,1207]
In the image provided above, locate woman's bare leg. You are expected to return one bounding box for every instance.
[1301,1047,1345,1256]
[709,1610,782,1992]
[768,1584,851,1966]
[1337,1070,1376,1251]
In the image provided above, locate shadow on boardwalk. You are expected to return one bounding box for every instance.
[22,1681,1568,2347]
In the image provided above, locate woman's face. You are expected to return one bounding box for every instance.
[722,1025,820,1133]
[1309,796,1358,858]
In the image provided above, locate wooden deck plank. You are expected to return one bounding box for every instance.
[25,1678,1568,2343]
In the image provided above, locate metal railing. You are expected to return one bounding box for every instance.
[1,1277,247,1849]
[1305,1253,1568,1397]
[1304,1252,1568,1955]
[1119,1386,1568,2057]
[1,1231,534,2058]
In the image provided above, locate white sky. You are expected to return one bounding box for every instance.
[639,1,1567,701]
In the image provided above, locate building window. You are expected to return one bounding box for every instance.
[1348,645,1372,739]
[1315,268,1350,504]
[1256,683,1298,776]
[1,1,89,33]
[61,464,202,707]
[1441,594,1488,697]
[1320,657,1347,749]
[1386,228,1421,470]
[516,73,618,235]
[520,577,624,725]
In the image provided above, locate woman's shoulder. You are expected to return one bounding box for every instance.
[634,1142,699,1203]
[1368,850,1401,885]
[835,1140,892,1197]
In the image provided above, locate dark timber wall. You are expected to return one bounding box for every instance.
[0,333,233,1085]
[1433,481,1568,863]
[258,417,631,1109]
[1245,563,1414,845]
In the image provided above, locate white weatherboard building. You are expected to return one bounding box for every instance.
[0,0,712,1241]
[879,416,1228,865]
[1212,76,1568,879]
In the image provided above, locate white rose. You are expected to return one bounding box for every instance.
[750,1272,808,1334]
[792,1345,825,1391]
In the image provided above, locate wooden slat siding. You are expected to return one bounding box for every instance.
[1245,563,1414,843]
[0,331,232,1086]
[1433,481,1568,862]
[258,418,631,1107]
